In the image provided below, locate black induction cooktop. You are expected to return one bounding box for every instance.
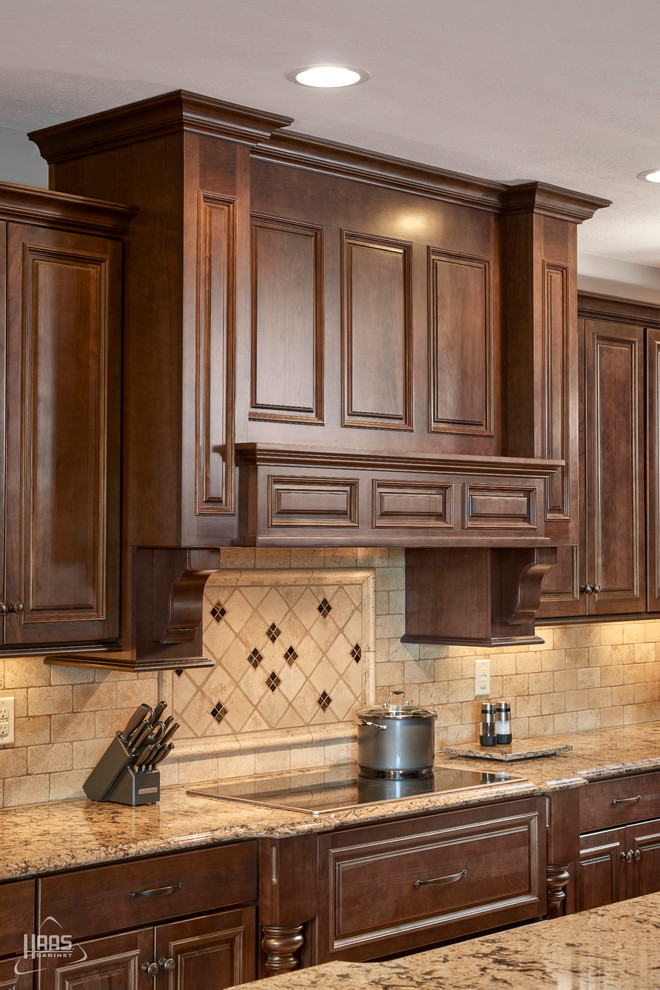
[187,764,525,817]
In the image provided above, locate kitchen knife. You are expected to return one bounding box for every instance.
[151,700,168,724]
[126,716,152,748]
[150,742,174,769]
[130,721,156,752]
[134,744,159,770]
[156,721,180,747]
[119,704,152,743]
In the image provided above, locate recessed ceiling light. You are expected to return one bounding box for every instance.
[285,64,370,88]
[637,169,660,183]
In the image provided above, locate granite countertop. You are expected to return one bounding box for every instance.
[1,721,659,882]
[233,891,660,990]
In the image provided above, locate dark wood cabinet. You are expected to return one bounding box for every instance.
[38,842,257,990]
[539,293,660,619]
[38,909,256,990]
[0,878,35,990]
[315,797,545,963]
[576,772,660,911]
[0,186,130,652]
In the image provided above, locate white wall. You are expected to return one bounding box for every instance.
[0,127,47,188]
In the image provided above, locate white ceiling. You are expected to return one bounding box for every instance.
[2,0,660,265]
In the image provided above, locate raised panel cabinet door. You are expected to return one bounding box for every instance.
[38,928,152,990]
[584,318,646,614]
[4,223,121,645]
[577,827,627,912]
[155,907,256,990]
[628,819,660,898]
[0,957,32,990]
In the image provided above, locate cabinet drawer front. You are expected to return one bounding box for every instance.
[0,878,35,956]
[579,773,660,831]
[321,802,542,954]
[40,841,257,940]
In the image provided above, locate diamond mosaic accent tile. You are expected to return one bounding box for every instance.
[248,648,263,669]
[317,690,332,712]
[211,602,227,622]
[176,570,371,739]
[211,700,228,723]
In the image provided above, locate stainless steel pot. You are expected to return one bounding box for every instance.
[356,690,437,778]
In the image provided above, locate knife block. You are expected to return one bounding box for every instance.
[83,733,160,805]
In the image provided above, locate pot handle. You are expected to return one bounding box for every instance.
[355,719,387,731]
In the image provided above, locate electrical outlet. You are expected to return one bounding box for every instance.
[0,697,14,746]
[474,660,490,698]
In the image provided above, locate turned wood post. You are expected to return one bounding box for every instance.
[258,834,318,975]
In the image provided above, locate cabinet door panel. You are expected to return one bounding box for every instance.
[4,223,121,644]
[629,820,660,898]
[577,827,626,911]
[585,319,645,614]
[38,928,151,990]
[0,956,32,990]
[342,232,413,431]
[156,907,256,990]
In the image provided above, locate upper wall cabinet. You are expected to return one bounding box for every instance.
[29,92,608,657]
[0,184,131,654]
[539,292,660,619]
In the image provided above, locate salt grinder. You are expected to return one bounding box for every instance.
[479,703,497,747]
[495,701,512,744]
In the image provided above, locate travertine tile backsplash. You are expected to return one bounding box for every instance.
[1,546,660,807]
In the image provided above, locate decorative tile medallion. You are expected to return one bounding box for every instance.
[173,569,374,739]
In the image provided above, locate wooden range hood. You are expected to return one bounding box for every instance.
[30,91,609,665]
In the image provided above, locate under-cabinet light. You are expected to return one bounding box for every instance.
[285,64,370,88]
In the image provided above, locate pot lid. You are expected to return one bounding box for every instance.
[358,690,437,720]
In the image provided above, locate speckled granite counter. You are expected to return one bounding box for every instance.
[233,891,660,989]
[1,721,659,882]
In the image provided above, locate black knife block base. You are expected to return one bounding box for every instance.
[83,733,161,805]
[108,767,160,806]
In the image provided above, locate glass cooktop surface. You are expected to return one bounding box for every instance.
[187,764,525,817]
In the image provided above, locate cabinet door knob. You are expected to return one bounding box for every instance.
[159,957,176,971]
[592,584,601,594]
[626,849,634,863]
[0,603,7,615]
[635,849,642,861]
[580,585,594,595]
[8,601,23,613]
[142,961,159,976]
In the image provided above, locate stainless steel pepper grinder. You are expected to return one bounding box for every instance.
[479,702,497,747]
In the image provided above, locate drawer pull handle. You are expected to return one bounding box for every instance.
[129,882,182,898]
[611,795,642,806]
[414,869,467,888]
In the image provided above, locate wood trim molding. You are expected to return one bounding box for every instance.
[0,182,134,234]
[29,89,293,162]
[235,443,562,479]
[578,291,660,328]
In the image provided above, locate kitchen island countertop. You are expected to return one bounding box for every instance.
[233,891,660,990]
[1,720,659,881]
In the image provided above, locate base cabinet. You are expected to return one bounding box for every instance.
[38,843,257,990]
[578,820,660,912]
[38,908,256,990]
[576,771,660,912]
[316,797,545,963]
